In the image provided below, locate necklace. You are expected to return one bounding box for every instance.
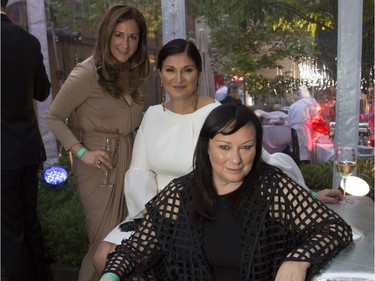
[163,95,199,112]
[193,94,199,111]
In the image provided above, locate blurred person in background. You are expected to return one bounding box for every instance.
[215,84,228,102]
[221,82,243,105]
[360,91,374,146]
[287,85,319,163]
[1,0,54,279]
[359,90,370,115]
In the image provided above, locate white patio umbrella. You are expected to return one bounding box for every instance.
[197,28,215,98]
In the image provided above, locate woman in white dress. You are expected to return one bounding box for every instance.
[93,38,220,273]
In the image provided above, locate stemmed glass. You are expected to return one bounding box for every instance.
[100,137,117,188]
[334,146,357,204]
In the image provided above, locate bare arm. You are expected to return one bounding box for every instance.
[275,261,310,281]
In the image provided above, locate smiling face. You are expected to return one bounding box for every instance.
[110,19,140,63]
[208,124,257,195]
[158,52,199,101]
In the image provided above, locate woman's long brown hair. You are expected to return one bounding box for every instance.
[93,4,150,102]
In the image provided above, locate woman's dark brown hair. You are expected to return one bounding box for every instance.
[157,38,202,73]
[192,104,263,221]
[93,4,150,101]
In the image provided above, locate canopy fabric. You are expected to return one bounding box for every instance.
[333,0,362,187]
[197,28,215,98]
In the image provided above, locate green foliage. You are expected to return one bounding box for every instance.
[46,0,162,36]
[38,156,88,266]
[300,161,333,191]
[357,157,375,194]
[300,158,374,199]
[191,0,374,93]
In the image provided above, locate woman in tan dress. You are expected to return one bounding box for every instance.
[45,4,150,281]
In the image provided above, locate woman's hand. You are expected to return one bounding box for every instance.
[80,149,112,171]
[70,144,112,171]
[275,261,310,281]
[317,188,343,204]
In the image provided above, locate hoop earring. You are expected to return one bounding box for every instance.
[161,84,166,111]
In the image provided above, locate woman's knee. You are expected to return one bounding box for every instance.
[93,241,116,273]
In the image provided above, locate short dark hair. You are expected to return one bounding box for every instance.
[157,38,202,73]
[192,104,263,221]
[227,82,239,94]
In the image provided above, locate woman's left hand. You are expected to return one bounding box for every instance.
[317,188,343,204]
[275,261,310,281]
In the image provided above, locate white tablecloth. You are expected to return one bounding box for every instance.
[312,196,374,280]
[314,142,374,162]
[262,125,292,154]
[314,142,334,162]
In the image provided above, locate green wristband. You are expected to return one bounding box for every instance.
[101,273,120,281]
[76,147,88,159]
[311,191,318,198]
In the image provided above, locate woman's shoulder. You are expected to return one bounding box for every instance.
[163,172,194,197]
[69,56,97,79]
[145,172,194,212]
[142,104,164,120]
[257,162,306,197]
[197,96,219,108]
[258,162,290,184]
[195,97,220,113]
[138,104,168,131]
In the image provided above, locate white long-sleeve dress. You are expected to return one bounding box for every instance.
[104,101,221,244]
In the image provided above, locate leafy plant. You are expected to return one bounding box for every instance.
[299,161,333,191]
[300,157,374,200]
[38,155,88,266]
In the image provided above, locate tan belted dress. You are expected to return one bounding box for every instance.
[45,57,144,281]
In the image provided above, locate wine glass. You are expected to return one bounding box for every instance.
[100,137,117,188]
[334,146,357,203]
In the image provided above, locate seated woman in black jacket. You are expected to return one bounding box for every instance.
[100,104,352,281]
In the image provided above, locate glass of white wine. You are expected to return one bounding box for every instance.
[100,137,117,188]
[334,146,357,203]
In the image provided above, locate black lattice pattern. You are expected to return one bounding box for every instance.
[103,166,352,280]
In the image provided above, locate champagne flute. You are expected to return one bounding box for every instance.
[100,137,117,188]
[334,146,357,203]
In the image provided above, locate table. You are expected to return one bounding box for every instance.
[314,142,334,162]
[262,125,292,154]
[312,196,375,280]
[314,142,374,162]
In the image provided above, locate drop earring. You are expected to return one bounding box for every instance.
[161,83,166,111]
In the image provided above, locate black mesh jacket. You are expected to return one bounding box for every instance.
[103,166,353,281]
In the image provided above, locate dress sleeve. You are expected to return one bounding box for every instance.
[271,173,353,276]
[124,128,158,218]
[45,62,93,150]
[102,182,181,279]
